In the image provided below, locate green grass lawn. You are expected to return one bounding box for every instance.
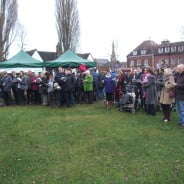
[0,103,184,184]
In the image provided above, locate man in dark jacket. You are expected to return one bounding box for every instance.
[64,69,76,107]
[174,64,184,127]
[91,69,99,101]
[27,70,34,104]
[2,72,13,106]
[97,72,105,100]
[11,71,19,105]
[54,66,66,107]
[75,71,83,104]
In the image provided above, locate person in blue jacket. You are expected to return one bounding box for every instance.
[1,72,13,106]
[103,70,115,109]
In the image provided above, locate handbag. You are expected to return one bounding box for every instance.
[168,88,174,98]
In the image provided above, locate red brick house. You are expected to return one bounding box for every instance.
[127,40,184,68]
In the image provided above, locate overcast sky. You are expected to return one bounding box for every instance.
[10,0,184,61]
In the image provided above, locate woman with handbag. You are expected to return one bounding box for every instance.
[160,68,175,122]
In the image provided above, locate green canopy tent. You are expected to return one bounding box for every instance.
[45,50,96,68]
[0,50,44,68]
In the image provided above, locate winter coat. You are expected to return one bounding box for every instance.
[160,75,175,104]
[0,78,3,90]
[91,71,99,86]
[31,76,40,91]
[175,72,184,101]
[2,75,13,92]
[155,73,164,91]
[11,76,19,91]
[98,73,105,89]
[118,74,128,87]
[83,75,93,91]
[143,74,157,105]
[18,76,28,91]
[27,75,34,90]
[64,74,76,92]
[55,72,66,87]
[104,75,114,93]
[75,75,83,90]
[117,74,128,94]
[39,77,48,94]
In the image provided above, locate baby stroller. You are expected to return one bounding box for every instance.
[119,84,136,113]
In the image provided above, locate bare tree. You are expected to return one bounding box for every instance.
[0,0,18,61]
[56,0,80,55]
[16,23,29,50]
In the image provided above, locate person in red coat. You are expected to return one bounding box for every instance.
[31,73,41,104]
[115,70,128,102]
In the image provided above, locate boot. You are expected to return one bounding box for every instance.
[162,107,167,121]
[163,110,166,121]
[108,101,112,110]
[104,101,108,109]
[165,109,171,121]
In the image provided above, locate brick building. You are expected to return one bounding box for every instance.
[127,40,184,68]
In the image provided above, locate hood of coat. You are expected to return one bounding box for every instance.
[105,74,112,78]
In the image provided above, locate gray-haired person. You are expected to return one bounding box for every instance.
[173,64,184,127]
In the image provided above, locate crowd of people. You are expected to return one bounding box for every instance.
[0,64,184,127]
[0,67,103,108]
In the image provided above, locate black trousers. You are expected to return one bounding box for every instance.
[146,104,156,116]
[48,92,56,107]
[86,91,93,104]
[3,91,12,106]
[55,90,65,107]
[93,83,98,101]
[161,104,171,120]
[65,91,75,107]
[12,87,19,105]
[33,90,40,104]
[19,89,26,105]
[106,92,113,102]
[27,89,33,104]
[75,89,83,103]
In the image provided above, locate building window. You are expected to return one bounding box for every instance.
[130,60,134,67]
[158,48,163,53]
[137,60,142,66]
[171,46,176,52]
[178,46,184,52]
[144,59,149,66]
[178,58,184,64]
[133,51,137,56]
[141,50,146,55]
[171,58,176,65]
[165,47,170,53]
[165,59,169,65]
[159,60,168,64]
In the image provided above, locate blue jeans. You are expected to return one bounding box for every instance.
[65,91,75,107]
[176,100,184,124]
[98,88,104,100]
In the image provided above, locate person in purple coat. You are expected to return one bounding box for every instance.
[103,70,115,109]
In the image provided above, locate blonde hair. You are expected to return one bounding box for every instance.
[177,64,184,69]
[164,68,173,76]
